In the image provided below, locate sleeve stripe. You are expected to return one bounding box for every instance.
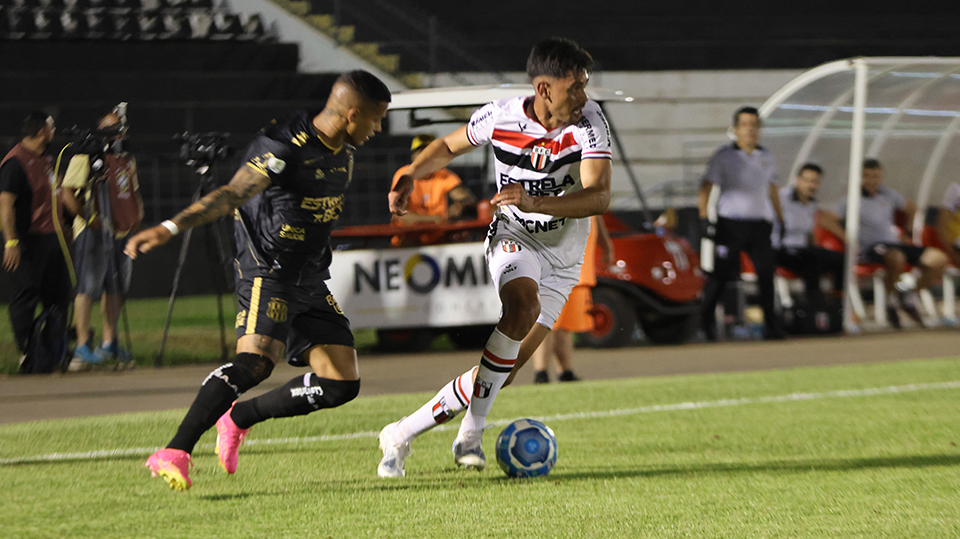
[466,127,481,147]
[245,162,270,177]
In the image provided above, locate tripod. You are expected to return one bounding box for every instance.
[155,163,232,367]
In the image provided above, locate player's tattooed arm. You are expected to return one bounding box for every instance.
[172,167,271,230]
[125,166,271,259]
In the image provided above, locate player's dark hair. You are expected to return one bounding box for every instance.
[863,158,882,170]
[338,70,392,105]
[798,163,823,176]
[526,37,594,80]
[733,106,760,127]
[22,111,52,138]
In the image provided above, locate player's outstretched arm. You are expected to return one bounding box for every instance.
[389,126,475,216]
[125,166,271,259]
[493,157,611,219]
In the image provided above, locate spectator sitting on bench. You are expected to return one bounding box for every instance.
[773,162,845,310]
[827,158,948,328]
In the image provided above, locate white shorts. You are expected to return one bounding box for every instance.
[485,236,582,329]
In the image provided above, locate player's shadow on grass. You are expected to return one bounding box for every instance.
[361,453,960,491]
[547,453,960,482]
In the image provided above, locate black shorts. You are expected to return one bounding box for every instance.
[862,242,925,266]
[235,275,354,366]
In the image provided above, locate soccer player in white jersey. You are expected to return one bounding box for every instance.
[379,37,613,477]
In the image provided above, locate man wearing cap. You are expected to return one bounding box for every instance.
[390,134,476,225]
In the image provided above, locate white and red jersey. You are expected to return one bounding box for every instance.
[466,96,612,268]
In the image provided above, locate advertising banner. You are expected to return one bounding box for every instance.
[328,242,501,329]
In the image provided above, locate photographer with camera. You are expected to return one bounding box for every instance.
[0,111,72,373]
[61,110,143,370]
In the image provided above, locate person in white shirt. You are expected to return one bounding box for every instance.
[378,37,612,477]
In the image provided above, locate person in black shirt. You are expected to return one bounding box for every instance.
[125,70,391,491]
[0,111,72,372]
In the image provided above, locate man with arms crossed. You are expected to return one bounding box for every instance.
[379,37,612,477]
[126,71,391,491]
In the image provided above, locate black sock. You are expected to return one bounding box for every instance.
[231,375,360,429]
[167,355,274,453]
[167,374,238,453]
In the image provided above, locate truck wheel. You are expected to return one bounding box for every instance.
[581,288,636,348]
[447,324,497,350]
[639,312,699,344]
[376,328,435,352]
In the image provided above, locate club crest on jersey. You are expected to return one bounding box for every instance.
[530,144,551,170]
[501,240,522,253]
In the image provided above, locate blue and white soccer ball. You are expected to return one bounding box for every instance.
[495,418,558,478]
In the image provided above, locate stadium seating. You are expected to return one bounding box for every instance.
[297,0,960,72]
[0,0,271,41]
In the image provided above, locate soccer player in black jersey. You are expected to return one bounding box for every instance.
[126,70,391,491]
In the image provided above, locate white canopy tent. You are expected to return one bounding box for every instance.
[757,57,960,330]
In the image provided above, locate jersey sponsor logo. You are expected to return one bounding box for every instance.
[501,240,521,253]
[326,294,344,315]
[470,109,493,128]
[266,297,288,323]
[530,144,551,170]
[502,264,517,275]
[510,213,567,234]
[499,173,576,197]
[280,224,305,241]
[301,195,344,223]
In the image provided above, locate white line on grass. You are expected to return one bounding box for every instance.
[2,381,958,466]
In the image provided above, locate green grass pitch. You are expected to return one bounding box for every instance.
[2,359,959,538]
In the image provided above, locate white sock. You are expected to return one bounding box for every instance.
[459,328,522,435]
[396,367,476,443]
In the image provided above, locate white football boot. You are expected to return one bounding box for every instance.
[452,429,485,471]
[377,421,411,478]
